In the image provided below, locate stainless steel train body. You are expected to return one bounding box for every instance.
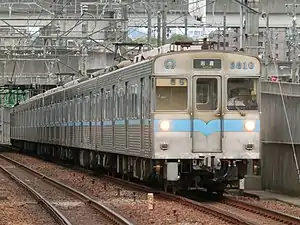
[10,49,261,193]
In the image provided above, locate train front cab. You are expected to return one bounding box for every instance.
[152,59,260,193]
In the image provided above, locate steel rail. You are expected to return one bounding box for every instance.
[103,175,254,225]
[222,197,300,225]
[0,164,72,225]
[0,154,133,225]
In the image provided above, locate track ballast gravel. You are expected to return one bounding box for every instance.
[230,195,300,219]
[0,156,118,225]
[0,159,58,225]
[3,152,233,225]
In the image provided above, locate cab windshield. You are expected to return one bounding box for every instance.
[227,78,258,110]
[155,78,188,110]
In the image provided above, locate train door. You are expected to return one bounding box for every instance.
[192,76,222,153]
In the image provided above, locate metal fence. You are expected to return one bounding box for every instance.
[261,81,300,195]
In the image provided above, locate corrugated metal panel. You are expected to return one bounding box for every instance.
[261,81,300,196]
[261,81,300,144]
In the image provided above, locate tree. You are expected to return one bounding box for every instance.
[167,34,193,43]
[132,33,194,47]
[135,36,158,46]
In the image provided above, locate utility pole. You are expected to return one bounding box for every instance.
[61,0,67,45]
[286,0,300,82]
[245,0,259,56]
[262,13,270,79]
[122,1,128,43]
[286,28,291,62]
[223,4,227,51]
[217,27,220,50]
[292,1,297,82]
[184,11,188,38]
[157,11,161,47]
[161,0,167,45]
[292,0,298,82]
[239,4,244,49]
[81,4,88,77]
[121,0,128,55]
[147,6,152,49]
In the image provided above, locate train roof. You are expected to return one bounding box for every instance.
[15,43,260,108]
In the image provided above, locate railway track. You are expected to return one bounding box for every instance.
[0,151,251,225]
[101,175,300,225]
[102,175,255,225]
[3,150,300,225]
[0,154,133,225]
[220,197,300,225]
[0,163,71,225]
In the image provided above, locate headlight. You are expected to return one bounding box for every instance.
[245,121,255,132]
[159,120,170,131]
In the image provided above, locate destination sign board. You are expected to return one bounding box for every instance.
[193,59,222,69]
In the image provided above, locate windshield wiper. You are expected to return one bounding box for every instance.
[234,98,246,116]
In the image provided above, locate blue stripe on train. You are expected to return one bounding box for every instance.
[46,119,260,136]
[153,119,260,136]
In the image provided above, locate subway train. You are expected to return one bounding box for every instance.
[10,42,261,194]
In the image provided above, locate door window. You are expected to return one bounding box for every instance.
[195,78,218,110]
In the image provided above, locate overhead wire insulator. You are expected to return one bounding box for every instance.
[81,4,88,14]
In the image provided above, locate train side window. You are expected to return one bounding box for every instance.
[55,104,57,124]
[86,95,90,121]
[50,105,52,124]
[104,90,108,120]
[45,107,48,125]
[60,103,62,123]
[104,90,110,120]
[92,94,96,121]
[69,101,72,122]
[116,89,119,119]
[46,107,48,125]
[75,99,77,122]
[61,102,63,123]
[75,98,78,122]
[60,103,63,123]
[81,97,84,121]
[125,82,128,119]
[130,85,136,118]
[130,84,139,118]
[72,99,76,122]
[59,103,62,123]
[113,85,117,119]
[56,103,59,123]
[118,88,123,119]
[67,103,69,123]
[52,104,54,124]
[136,85,140,118]
[100,89,104,121]
[155,78,188,110]
[127,86,133,119]
[68,100,71,122]
[196,78,218,110]
[141,78,147,119]
[116,87,123,119]
[82,96,85,121]
[97,91,102,121]
[64,102,68,122]
[80,97,84,121]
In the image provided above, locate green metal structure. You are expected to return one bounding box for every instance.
[0,89,30,107]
